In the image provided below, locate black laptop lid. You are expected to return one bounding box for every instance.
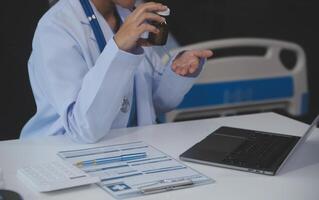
[180,126,300,174]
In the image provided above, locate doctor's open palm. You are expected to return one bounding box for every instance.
[171,50,213,76]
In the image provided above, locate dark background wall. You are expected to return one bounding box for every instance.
[0,1,48,140]
[0,0,318,140]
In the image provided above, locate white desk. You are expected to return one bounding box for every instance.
[1,112,319,200]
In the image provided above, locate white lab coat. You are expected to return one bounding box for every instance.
[20,0,203,143]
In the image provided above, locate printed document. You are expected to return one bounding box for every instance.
[58,141,214,199]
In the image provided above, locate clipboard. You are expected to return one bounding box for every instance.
[57,141,214,199]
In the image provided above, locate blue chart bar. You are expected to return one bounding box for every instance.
[127,156,168,164]
[142,166,187,174]
[76,152,147,167]
[131,159,172,166]
[84,164,129,173]
[101,173,143,182]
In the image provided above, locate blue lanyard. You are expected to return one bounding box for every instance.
[79,0,106,52]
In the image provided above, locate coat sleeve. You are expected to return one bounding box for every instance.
[150,49,205,114]
[32,22,143,143]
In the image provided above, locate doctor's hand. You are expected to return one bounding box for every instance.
[172,50,213,76]
[114,2,167,52]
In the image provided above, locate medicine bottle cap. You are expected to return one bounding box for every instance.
[157,8,170,16]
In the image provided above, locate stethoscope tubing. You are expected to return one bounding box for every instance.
[79,0,107,52]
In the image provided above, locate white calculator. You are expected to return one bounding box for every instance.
[17,160,100,192]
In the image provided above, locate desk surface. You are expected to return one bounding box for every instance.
[1,112,319,200]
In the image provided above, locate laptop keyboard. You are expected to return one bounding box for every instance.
[222,133,298,169]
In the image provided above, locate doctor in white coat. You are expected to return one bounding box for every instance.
[20,0,213,143]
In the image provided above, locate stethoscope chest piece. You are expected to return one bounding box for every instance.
[120,97,130,113]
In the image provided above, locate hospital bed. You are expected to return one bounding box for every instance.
[164,38,308,122]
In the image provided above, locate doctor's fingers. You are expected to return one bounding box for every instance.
[188,61,200,73]
[137,23,159,36]
[135,13,165,26]
[136,38,153,47]
[182,59,200,74]
[191,50,214,59]
[173,59,200,75]
[132,2,167,18]
[175,66,198,76]
[174,67,189,76]
[172,55,199,69]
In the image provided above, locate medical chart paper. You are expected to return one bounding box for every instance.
[57,141,214,199]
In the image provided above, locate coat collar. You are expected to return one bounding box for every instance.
[68,0,131,42]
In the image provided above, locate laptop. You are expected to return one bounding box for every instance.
[180,115,319,175]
